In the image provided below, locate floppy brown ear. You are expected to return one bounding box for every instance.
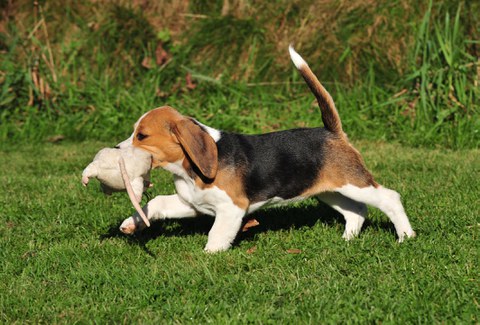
[171,119,218,179]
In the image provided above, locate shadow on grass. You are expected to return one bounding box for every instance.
[100,199,397,254]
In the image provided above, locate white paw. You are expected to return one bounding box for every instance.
[204,241,232,253]
[397,229,416,243]
[342,230,359,241]
[342,222,364,240]
[81,175,90,186]
[119,216,147,235]
[119,217,136,235]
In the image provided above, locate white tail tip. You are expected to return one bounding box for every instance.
[289,44,307,69]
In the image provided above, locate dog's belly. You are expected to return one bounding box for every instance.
[247,196,305,214]
[173,173,305,216]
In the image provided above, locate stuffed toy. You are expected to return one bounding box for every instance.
[82,147,152,227]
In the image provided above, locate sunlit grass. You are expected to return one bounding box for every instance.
[0,141,478,323]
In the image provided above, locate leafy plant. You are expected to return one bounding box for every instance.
[0,0,478,148]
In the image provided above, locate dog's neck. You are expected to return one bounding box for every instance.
[163,157,214,186]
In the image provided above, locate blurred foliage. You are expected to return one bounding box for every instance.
[0,0,478,148]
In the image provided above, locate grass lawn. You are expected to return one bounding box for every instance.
[0,140,478,323]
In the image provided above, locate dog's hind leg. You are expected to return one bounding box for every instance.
[336,184,416,242]
[318,192,367,240]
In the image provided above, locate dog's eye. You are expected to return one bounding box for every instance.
[136,133,148,141]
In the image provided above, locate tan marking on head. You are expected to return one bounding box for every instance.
[132,107,185,168]
[133,106,218,180]
[302,137,377,197]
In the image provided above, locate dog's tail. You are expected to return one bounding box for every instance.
[289,45,343,134]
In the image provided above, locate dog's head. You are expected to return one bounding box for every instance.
[117,106,218,179]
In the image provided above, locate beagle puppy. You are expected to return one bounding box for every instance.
[117,46,415,252]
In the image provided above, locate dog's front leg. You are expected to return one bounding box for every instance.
[120,194,198,234]
[204,204,245,253]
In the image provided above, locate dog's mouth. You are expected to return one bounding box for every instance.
[151,156,165,169]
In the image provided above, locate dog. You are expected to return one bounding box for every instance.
[117,46,415,252]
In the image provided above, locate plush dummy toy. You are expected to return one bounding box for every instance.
[82,147,152,227]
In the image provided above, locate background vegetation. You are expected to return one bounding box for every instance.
[0,0,479,148]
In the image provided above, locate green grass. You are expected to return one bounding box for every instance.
[1,141,478,323]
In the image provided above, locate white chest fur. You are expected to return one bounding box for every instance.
[164,161,239,216]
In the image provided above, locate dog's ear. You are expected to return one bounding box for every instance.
[171,119,218,179]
